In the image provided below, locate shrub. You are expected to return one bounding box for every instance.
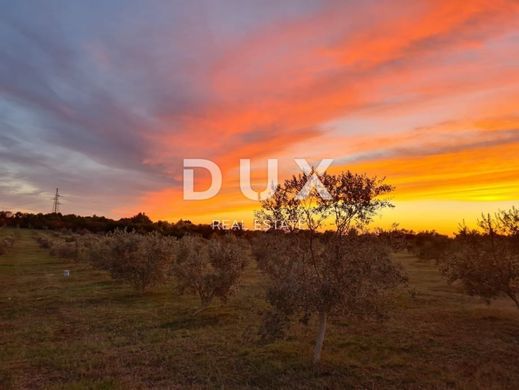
[35,234,52,249]
[49,240,79,260]
[440,212,519,308]
[34,233,81,260]
[172,235,248,312]
[86,230,176,292]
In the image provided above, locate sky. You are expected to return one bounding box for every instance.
[0,0,518,234]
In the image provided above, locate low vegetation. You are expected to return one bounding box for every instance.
[173,235,249,312]
[410,231,450,262]
[440,210,519,309]
[2,229,519,389]
[82,230,177,292]
[0,233,15,255]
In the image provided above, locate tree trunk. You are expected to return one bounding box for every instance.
[313,311,327,365]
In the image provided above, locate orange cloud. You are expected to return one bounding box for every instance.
[118,0,519,233]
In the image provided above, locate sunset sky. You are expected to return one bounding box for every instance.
[1,0,518,234]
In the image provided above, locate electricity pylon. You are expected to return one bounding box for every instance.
[52,188,62,214]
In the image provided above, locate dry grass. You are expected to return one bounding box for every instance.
[1,228,519,389]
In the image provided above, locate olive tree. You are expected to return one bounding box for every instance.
[440,211,519,308]
[50,239,80,260]
[86,230,176,292]
[254,169,406,364]
[172,235,248,313]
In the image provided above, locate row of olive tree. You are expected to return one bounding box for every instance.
[84,232,249,311]
[82,231,176,291]
[36,230,250,312]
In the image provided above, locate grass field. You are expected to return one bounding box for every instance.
[1,228,519,389]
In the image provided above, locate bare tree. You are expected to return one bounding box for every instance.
[440,211,519,308]
[254,170,406,364]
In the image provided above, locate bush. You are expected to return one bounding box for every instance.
[75,233,104,263]
[49,240,79,260]
[85,230,176,292]
[34,233,81,260]
[35,234,52,249]
[440,213,519,308]
[173,235,248,311]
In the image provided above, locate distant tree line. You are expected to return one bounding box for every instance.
[0,209,449,249]
[0,211,231,238]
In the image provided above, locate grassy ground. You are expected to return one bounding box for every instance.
[1,228,519,389]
